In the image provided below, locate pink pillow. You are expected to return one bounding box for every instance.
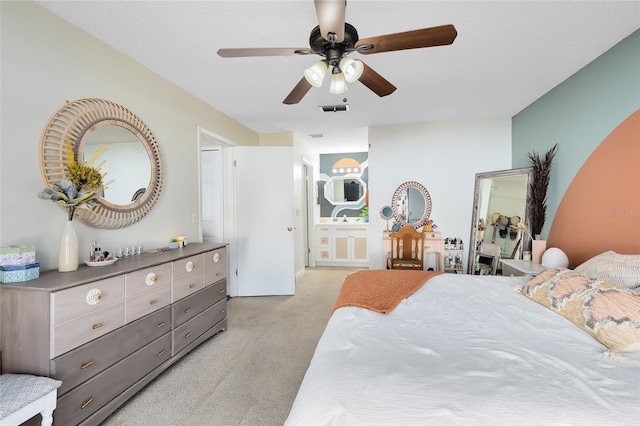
[524,268,640,352]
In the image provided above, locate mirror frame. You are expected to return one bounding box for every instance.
[380,205,393,220]
[323,176,367,205]
[380,205,393,231]
[466,167,533,274]
[39,98,163,229]
[391,181,433,229]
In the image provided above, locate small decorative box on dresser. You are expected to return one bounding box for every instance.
[0,243,227,426]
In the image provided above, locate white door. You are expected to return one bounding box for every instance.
[235,146,295,296]
[201,148,224,244]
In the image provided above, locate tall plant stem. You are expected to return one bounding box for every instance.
[527,143,558,237]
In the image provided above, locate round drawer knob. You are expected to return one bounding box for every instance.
[86,288,102,305]
[213,253,221,263]
[185,261,195,272]
[146,273,157,286]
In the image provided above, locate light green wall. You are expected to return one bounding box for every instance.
[512,29,640,238]
[259,132,293,146]
[0,1,259,271]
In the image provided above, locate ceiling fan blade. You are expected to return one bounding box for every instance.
[217,47,309,58]
[355,24,457,55]
[283,77,313,105]
[358,63,396,97]
[314,0,346,42]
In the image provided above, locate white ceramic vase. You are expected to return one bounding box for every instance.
[59,220,79,272]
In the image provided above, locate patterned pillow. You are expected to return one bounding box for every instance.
[524,268,592,309]
[574,251,640,289]
[524,268,640,352]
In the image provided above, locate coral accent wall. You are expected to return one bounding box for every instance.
[547,109,640,267]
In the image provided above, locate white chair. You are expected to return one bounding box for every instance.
[0,374,61,426]
[476,243,502,275]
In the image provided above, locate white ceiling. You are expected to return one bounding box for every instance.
[36,1,640,153]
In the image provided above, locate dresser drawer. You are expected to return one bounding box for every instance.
[54,333,171,426]
[125,263,172,299]
[52,301,126,358]
[501,264,522,277]
[125,285,171,323]
[424,240,444,253]
[51,306,171,395]
[204,265,226,287]
[203,247,227,286]
[173,254,204,282]
[172,272,204,303]
[172,298,226,355]
[172,280,227,329]
[209,278,227,305]
[51,276,125,325]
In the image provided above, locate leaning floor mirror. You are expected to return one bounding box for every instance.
[467,167,533,274]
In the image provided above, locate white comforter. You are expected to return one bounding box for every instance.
[285,274,640,426]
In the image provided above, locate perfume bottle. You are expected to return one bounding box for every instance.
[90,240,102,262]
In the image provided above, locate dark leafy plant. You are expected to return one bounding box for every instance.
[527,143,558,237]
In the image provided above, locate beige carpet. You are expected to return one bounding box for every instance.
[99,267,360,426]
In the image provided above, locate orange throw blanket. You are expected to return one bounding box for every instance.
[332,270,443,314]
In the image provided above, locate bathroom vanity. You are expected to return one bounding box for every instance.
[315,222,369,267]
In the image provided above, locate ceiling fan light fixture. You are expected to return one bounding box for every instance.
[339,57,364,82]
[329,72,348,94]
[304,61,328,88]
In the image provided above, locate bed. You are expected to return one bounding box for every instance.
[285,254,640,426]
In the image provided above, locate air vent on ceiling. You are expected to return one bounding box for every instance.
[319,104,349,112]
[309,133,325,138]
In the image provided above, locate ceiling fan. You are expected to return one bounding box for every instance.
[217,0,457,105]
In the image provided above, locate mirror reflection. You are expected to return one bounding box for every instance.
[324,176,366,204]
[83,125,151,206]
[395,188,426,224]
[467,168,533,274]
[391,181,432,228]
[380,205,393,219]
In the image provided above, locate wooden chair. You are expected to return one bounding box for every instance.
[389,225,424,270]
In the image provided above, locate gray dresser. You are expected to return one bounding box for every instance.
[0,243,228,425]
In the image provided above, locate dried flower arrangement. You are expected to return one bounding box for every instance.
[527,143,558,238]
[37,138,112,220]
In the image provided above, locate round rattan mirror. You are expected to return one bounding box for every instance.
[39,98,163,229]
[391,181,432,229]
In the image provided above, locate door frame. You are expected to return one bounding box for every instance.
[200,147,224,243]
[197,126,238,296]
[303,161,316,268]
